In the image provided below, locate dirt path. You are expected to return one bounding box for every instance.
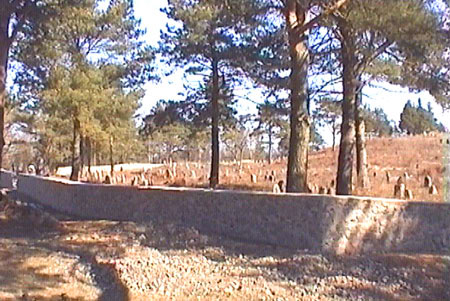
[0,197,449,300]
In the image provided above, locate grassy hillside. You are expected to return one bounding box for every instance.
[75,134,448,202]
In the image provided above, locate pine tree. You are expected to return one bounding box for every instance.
[329,0,446,194]
[159,0,261,188]
[0,0,53,177]
[13,0,153,179]
[399,99,445,135]
[236,0,349,192]
[253,100,288,164]
[313,98,341,151]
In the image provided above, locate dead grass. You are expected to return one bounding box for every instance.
[74,134,447,202]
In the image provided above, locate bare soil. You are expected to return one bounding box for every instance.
[1,197,449,300]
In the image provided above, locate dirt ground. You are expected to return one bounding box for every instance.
[1,196,449,301]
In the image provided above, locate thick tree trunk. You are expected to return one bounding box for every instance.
[210,57,220,188]
[355,89,370,189]
[70,119,81,181]
[0,15,10,180]
[336,20,357,195]
[285,0,310,192]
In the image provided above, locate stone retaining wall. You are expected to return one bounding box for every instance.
[0,170,14,190]
[14,173,450,255]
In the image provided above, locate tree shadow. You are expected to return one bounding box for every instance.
[0,215,130,300]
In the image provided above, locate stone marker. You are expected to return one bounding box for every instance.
[165,169,173,179]
[394,183,405,199]
[277,180,285,193]
[103,175,111,184]
[272,183,281,193]
[405,189,413,200]
[429,185,438,195]
[251,174,257,184]
[424,175,432,188]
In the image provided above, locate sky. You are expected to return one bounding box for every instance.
[135,0,449,142]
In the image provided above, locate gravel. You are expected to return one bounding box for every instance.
[1,199,450,300]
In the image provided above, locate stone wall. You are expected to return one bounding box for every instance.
[0,170,14,189]
[15,173,450,255]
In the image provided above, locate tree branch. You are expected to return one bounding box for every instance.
[356,39,392,74]
[295,0,350,35]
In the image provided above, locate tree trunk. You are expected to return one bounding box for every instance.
[92,141,97,166]
[268,124,273,164]
[355,88,370,189]
[285,0,310,193]
[239,147,244,169]
[336,20,357,195]
[210,56,220,188]
[79,135,85,175]
[332,119,336,151]
[0,15,10,180]
[86,137,92,173]
[70,119,81,181]
[109,135,114,175]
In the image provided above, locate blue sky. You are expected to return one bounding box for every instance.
[136,0,449,138]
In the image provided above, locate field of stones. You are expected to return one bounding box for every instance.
[74,135,448,202]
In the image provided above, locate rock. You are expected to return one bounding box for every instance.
[429,185,438,195]
[424,175,432,188]
[386,171,391,183]
[165,169,173,179]
[327,187,335,195]
[405,189,413,200]
[251,174,257,184]
[103,175,112,184]
[277,180,285,192]
[318,186,327,194]
[272,183,281,193]
[131,176,139,186]
[394,183,405,199]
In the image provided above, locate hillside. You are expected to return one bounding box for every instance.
[69,134,449,202]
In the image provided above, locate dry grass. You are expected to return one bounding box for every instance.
[77,134,448,202]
